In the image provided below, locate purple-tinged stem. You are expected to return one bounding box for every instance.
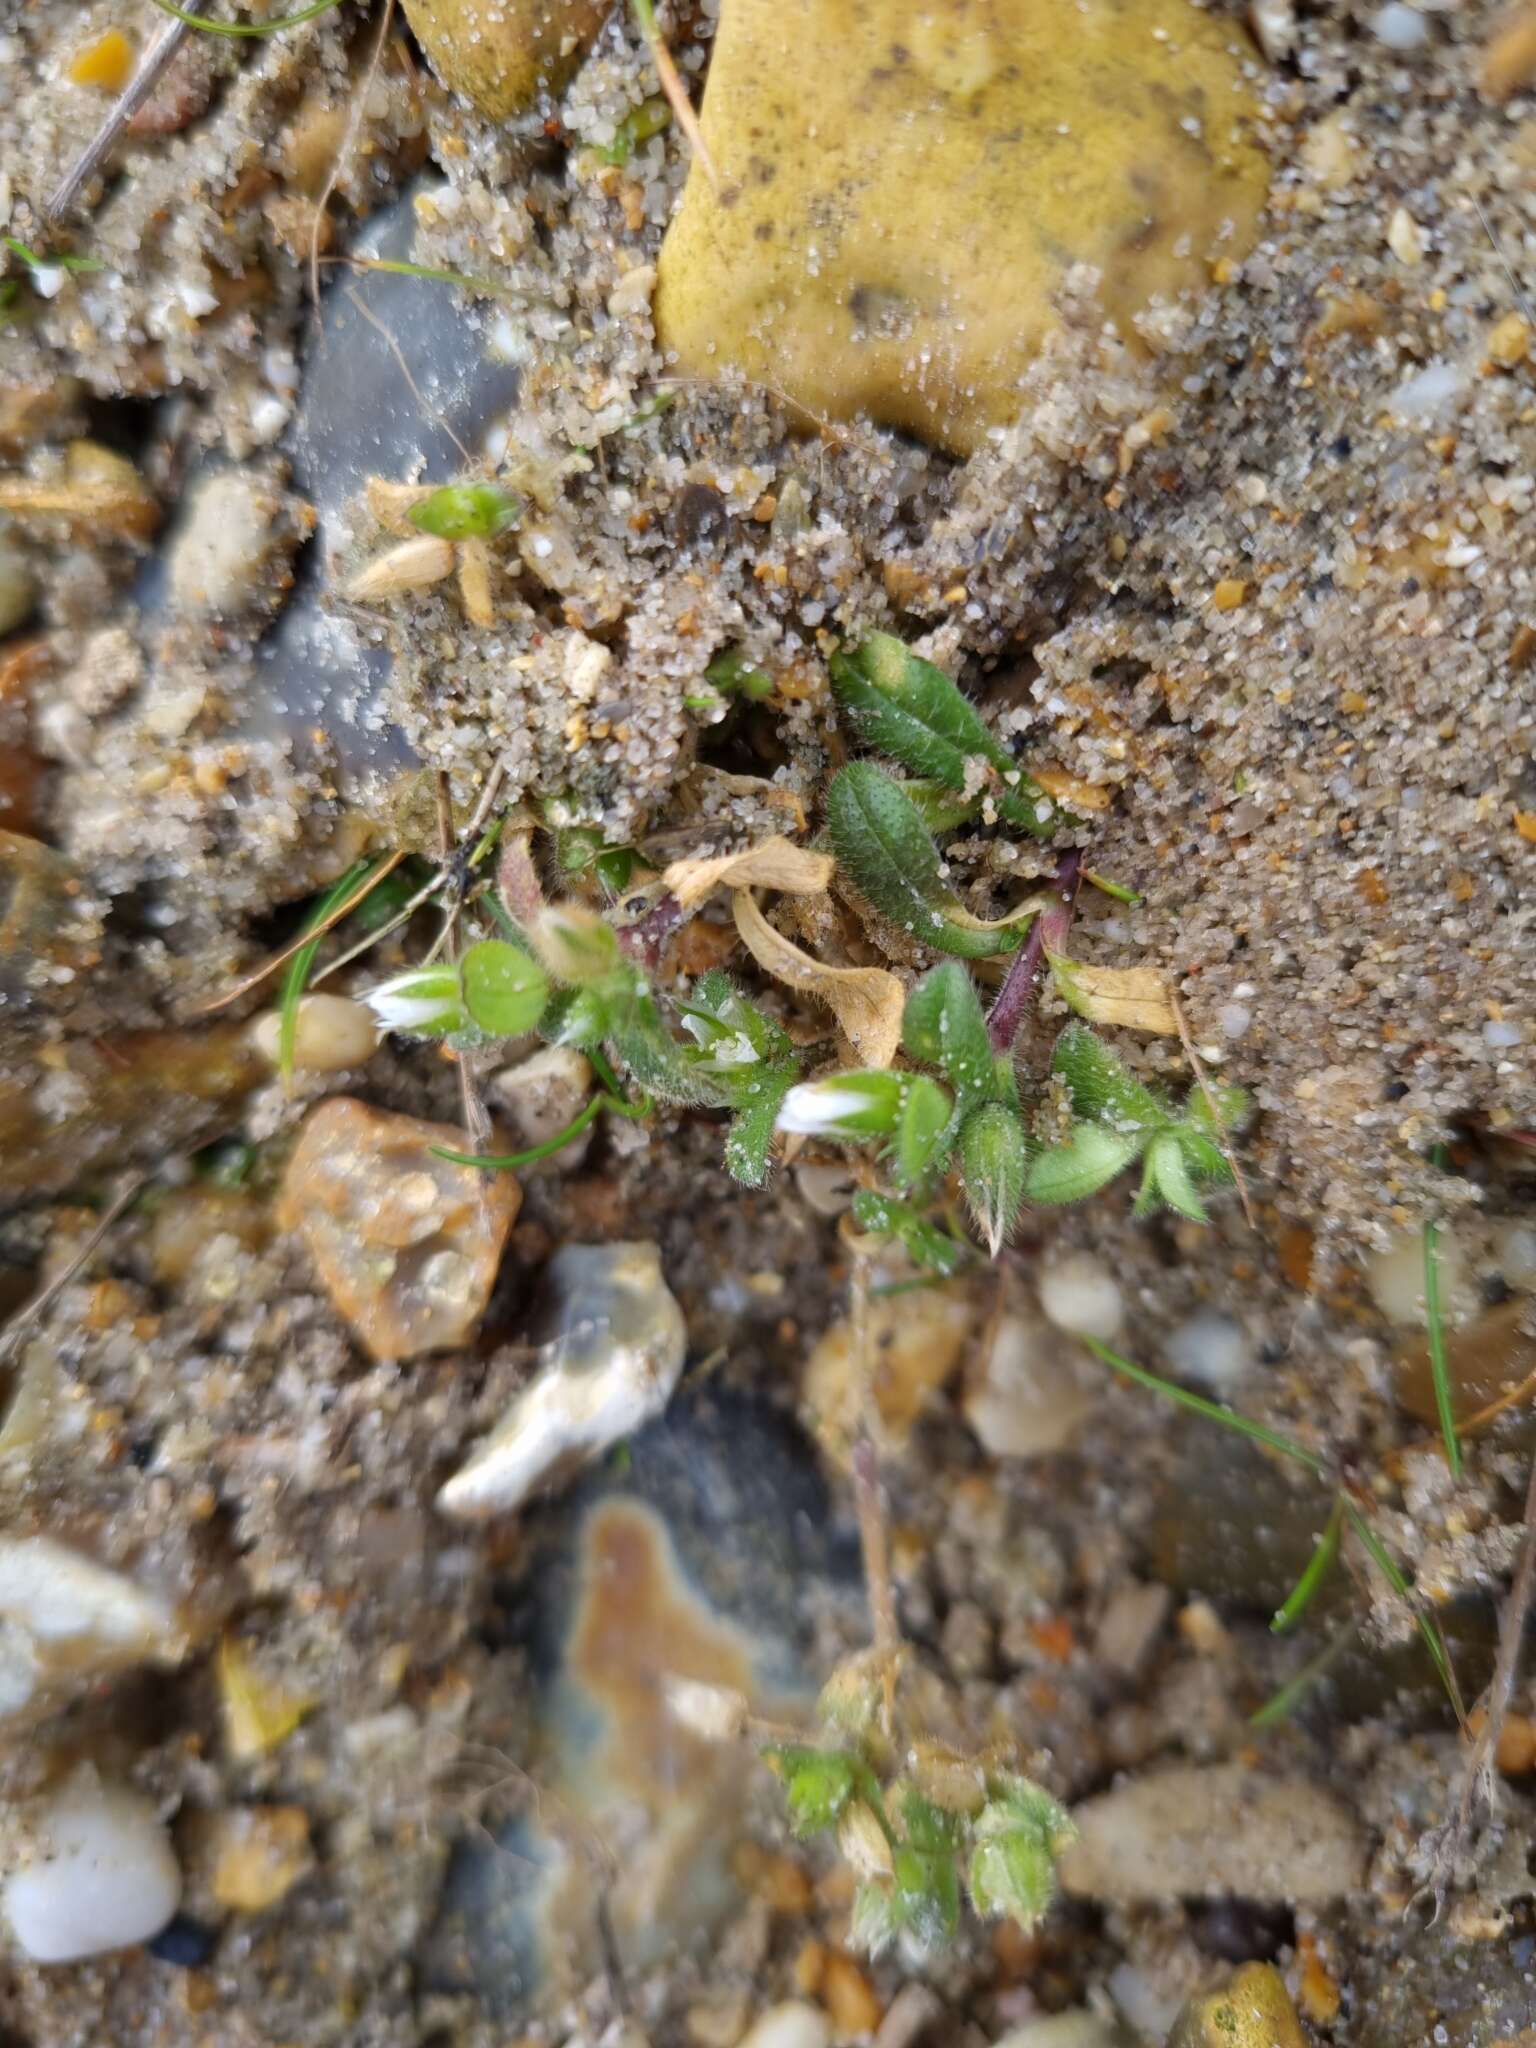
[986,849,1083,1053]
[616,890,686,973]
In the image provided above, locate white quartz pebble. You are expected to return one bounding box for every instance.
[1038,1252,1124,1342]
[738,2005,832,2048]
[4,1767,181,1963]
[252,994,379,1074]
[1164,1309,1250,1391]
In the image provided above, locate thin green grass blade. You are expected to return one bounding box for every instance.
[149,0,346,35]
[1078,1337,1327,1476]
[277,856,386,1085]
[431,1095,605,1171]
[1422,1150,1463,1478]
[1342,1502,1464,1721]
[1250,1631,1351,1730]
[1272,1495,1344,1633]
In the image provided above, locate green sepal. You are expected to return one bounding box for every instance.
[764,1746,858,1835]
[724,1064,797,1186]
[902,962,994,1114]
[958,1102,1030,1255]
[892,1073,956,1190]
[409,481,522,540]
[850,1190,972,1277]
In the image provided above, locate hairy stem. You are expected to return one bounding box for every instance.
[985,849,1082,1053]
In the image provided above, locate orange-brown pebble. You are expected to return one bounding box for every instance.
[819,1950,883,2040]
[69,28,136,91]
[1296,1933,1342,2024]
[793,1936,827,1997]
[1482,2,1536,100]
[1487,312,1531,368]
[209,1805,314,1913]
[276,1097,519,1360]
[1211,578,1248,611]
[734,1843,815,1914]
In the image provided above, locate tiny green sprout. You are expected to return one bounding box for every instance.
[851,1191,972,1277]
[765,1746,860,1835]
[362,962,466,1037]
[552,824,637,895]
[461,939,549,1038]
[2,236,105,282]
[704,647,777,702]
[408,481,523,542]
[592,94,673,166]
[968,1777,1076,1932]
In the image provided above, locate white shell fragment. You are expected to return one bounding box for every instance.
[0,1536,186,1720]
[436,1242,687,1520]
[3,1766,182,1963]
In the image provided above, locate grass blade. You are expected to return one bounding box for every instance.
[1077,1337,1327,1477]
[1422,1166,1463,1477]
[277,856,389,1084]
[1342,1501,1464,1723]
[1250,1631,1351,1730]
[1272,1495,1343,1633]
[149,0,346,35]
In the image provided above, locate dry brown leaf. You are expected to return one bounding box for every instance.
[496,817,544,926]
[732,889,903,1066]
[1047,953,1178,1035]
[345,534,455,603]
[665,836,833,911]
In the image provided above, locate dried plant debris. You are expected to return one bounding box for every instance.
[3,0,1536,2044]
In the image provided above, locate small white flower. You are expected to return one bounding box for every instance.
[776,1073,902,1137]
[362,965,464,1036]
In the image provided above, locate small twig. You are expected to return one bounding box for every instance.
[45,19,191,220]
[309,0,396,313]
[0,1177,145,1364]
[847,1243,902,1737]
[1171,988,1257,1231]
[437,771,492,1160]
[1446,1440,1536,1866]
[985,849,1081,1053]
[187,850,407,1014]
[631,0,719,191]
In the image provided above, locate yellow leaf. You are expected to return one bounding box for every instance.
[1047,953,1178,1035]
[665,836,833,910]
[731,889,903,1065]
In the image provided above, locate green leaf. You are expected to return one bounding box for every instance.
[902,963,994,1112]
[409,481,522,540]
[1186,1080,1250,1141]
[1174,1123,1232,1182]
[724,1065,797,1186]
[829,633,1060,837]
[1049,1023,1168,1135]
[897,779,983,833]
[850,1881,900,1957]
[765,1746,858,1835]
[679,971,793,1066]
[959,1103,1030,1255]
[851,1190,973,1276]
[461,939,549,1038]
[1024,1123,1141,1205]
[828,763,1025,959]
[893,1073,955,1190]
[968,1779,1075,1932]
[890,1843,961,1949]
[1145,1131,1209,1222]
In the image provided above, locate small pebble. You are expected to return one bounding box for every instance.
[1164,1310,1250,1391]
[252,994,380,1074]
[1371,3,1427,50]
[147,1912,218,1967]
[1493,1220,1536,1291]
[488,1044,593,1164]
[437,1241,686,1519]
[963,1314,1096,1459]
[1366,1224,1470,1326]
[1386,206,1424,265]
[739,2005,832,2048]
[209,1804,314,1913]
[1038,1252,1124,1341]
[3,1766,181,1963]
[994,2014,1121,2048]
[0,543,37,639]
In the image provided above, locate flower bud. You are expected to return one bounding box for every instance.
[361,962,465,1036]
[776,1069,906,1140]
